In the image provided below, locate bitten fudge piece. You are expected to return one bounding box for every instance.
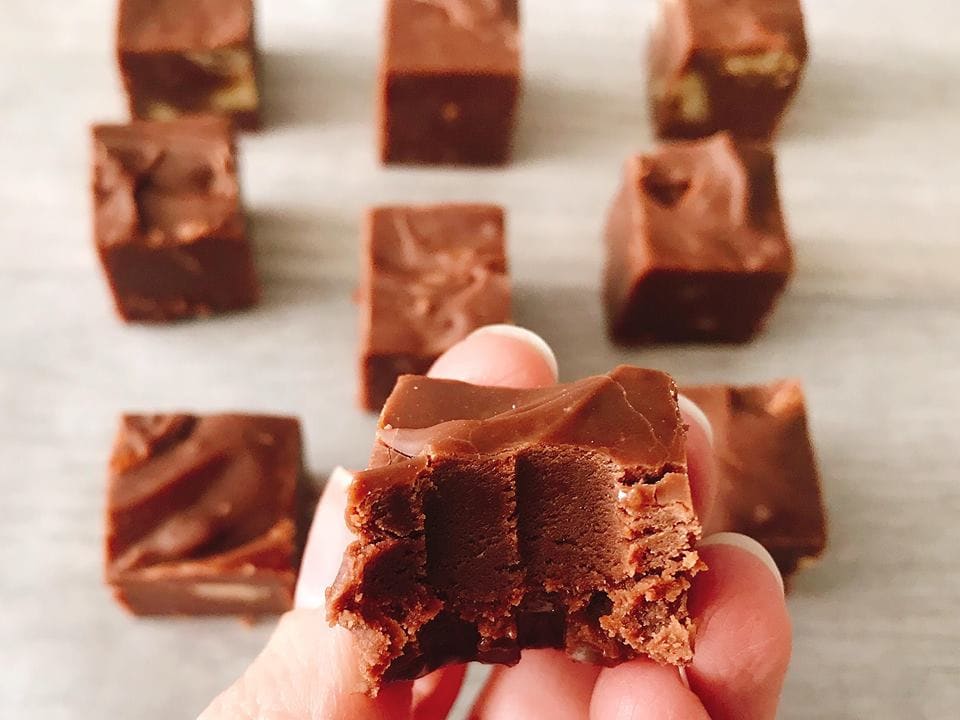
[379,0,521,164]
[358,204,511,410]
[105,414,304,615]
[682,381,827,580]
[603,133,792,344]
[328,366,704,691]
[91,117,259,322]
[648,0,807,140]
[117,0,261,129]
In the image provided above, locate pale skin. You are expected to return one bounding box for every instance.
[200,325,792,720]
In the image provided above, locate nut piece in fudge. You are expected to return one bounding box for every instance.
[117,0,261,129]
[379,0,521,164]
[357,204,511,411]
[682,380,827,580]
[648,0,807,140]
[603,132,793,344]
[328,366,704,691]
[104,414,304,616]
[91,117,259,322]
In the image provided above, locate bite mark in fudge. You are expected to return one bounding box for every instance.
[648,0,807,140]
[91,117,259,322]
[328,366,704,691]
[379,0,521,164]
[682,380,827,580]
[358,204,512,411]
[117,0,261,129]
[603,132,792,344]
[104,413,304,616]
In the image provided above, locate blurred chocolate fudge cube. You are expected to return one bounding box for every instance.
[603,132,792,344]
[648,0,807,140]
[117,0,261,129]
[379,0,521,164]
[105,414,304,616]
[358,204,511,410]
[91,117,258,322]
[681,380,827,579]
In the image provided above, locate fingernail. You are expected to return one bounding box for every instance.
[293,467,355,610]
[330,465,354,491]
[700,532,784,594]
[470,324,559,380]
[678,394,714,447]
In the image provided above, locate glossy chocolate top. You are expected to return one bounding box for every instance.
[624,132,791,272]
[92,118,243,248]
[118,0,253,53]
[105,413,301,578]
[373,366,686,477]
[385,0,520,75]
[362,204,511,357]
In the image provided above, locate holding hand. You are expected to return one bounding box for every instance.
[201,326,790,720]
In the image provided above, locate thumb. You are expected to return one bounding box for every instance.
[199,610,413,720]
[198,474,414,720]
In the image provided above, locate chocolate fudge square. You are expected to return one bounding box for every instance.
[328,366,704,690]
[105,414,304,616]
[682,380,827,579]
[648,0,807,140]
[91,117,259,322]
[117,0,261,129]
[379,0,521,164]
[358,204,511,410]
[603,132,793,344]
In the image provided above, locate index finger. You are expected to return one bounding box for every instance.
[679,394,717,526]
[427,324,559,387]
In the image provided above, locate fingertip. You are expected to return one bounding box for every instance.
[590,659,710,720]
[678,394,717,526]
[294,467,355,610]
[699,532,784,594]
[472,324,559,379]
[678,394,713,447]
[687,536,792,720]
[470,650,598,720]
[329,465,355,491]
[428,324,559,389]
[411,665,467,720]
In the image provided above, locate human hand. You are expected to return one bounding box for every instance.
[200,325,791,720]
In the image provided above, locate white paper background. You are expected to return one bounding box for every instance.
[1,1,959,717]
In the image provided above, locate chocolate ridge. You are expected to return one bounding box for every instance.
[376,366,686,474]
